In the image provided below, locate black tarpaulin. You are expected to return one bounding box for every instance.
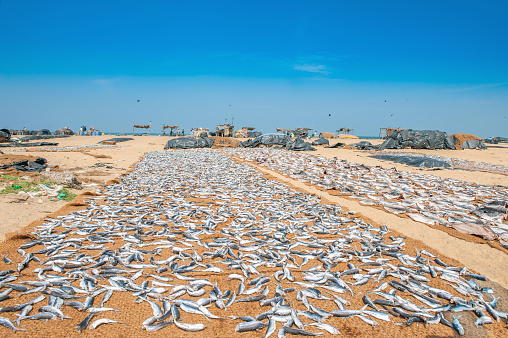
[98,138,134,144]
[350,141,378,150]
[461,139,487,149]
[379,130,456,150]
[240,133,291,148]
[485,137,508,144]
[325,141,345,148]
[0,158,48,172]
[285,138,316,151]
[247,131,262,138]
[164,137,214,149]
[19,135,70,142]
[0,129,11,142]
[370,154,452,169]
[311,137,329,145]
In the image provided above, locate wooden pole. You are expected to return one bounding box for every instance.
[133,125,135,136]
[149,122,151,136]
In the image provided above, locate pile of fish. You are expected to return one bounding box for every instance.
[370,151,508,176]
[0,149,505,336]
[226,149,508,247]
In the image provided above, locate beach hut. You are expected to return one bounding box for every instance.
[133,122,151,135]
[215,124,235,137]
[162,125,179,136]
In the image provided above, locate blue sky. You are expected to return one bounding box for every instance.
[0,0,507,136]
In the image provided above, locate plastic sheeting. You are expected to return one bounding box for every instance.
[350,141,378,150]
[54,128,74,136]
[380,130,456,150]
[370,154,452,169]
[485,137,508,144]
[462,139,487,149]
[19,135,70,142]
[325,141,345,148]
[240,133,291,148]
[0,158,48,172]
[285,138,316,151]
[36,129,52,136]
[311,137,329,146]
[98,138,134,144]
[164,137,214,149]
[0,129,11,142]
[247,131,262,138]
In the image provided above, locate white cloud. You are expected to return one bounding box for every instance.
[293,64,329,75]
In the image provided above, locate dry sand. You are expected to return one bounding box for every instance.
[0,135,507,337]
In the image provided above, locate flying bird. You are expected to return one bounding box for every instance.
[137,100,140,102]
[329,114,331,116]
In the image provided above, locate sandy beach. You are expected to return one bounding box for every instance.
[0,135,507,337]
[1,135,507,275]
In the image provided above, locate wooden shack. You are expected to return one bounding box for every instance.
[337,127,354,135]
[215,124,235,137]
[133,122,151,135]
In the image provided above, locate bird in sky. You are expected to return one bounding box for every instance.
[137,100,140,102]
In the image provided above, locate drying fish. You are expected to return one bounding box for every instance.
[0,148,503,337]
[228,148,508,246]
[0,317,25,332]
[89,318,125,330]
